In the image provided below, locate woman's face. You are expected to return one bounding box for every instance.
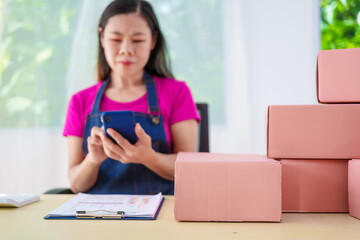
[101,13,156,78]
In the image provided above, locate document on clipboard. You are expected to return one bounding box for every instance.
[44,192,164,220]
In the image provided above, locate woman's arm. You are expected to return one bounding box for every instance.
[102,119,198,181]
[67,127,108,193]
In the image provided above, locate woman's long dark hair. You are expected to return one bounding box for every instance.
[97,0,174,81]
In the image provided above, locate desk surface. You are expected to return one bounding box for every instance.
[1,195,360,240]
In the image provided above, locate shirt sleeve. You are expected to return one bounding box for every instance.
[169,81,201,125]
[62,94,85,138]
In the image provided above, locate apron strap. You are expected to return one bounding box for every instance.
[90,79,109,114]
[144,72,161,125]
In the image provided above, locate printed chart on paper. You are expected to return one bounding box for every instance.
[47,192,162,217]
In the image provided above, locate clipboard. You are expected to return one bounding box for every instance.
[44,192,164,220]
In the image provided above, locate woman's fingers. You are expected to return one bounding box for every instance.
[99,129,130,163]
[87,136,102,146]
[103,145,128,163]
[135,123,151,143]
[106,128,134,150]
[90,126,103,137]
[95,125,152,164]
[93,138,101,145]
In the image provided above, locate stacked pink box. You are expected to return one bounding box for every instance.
[349,159,360,219]
[282,159,348,212]
[174,152,281,222]
[267,104,360,160]
[267,48,360,213]
[267,104,354,212]
[317,48,360,218]
[317,48,360,103]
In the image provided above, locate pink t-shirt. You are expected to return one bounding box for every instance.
[63,76,200,148]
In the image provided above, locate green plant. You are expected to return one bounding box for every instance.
[0,0,80,127]
[321,0,360,49]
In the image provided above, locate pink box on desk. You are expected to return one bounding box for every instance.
[281,159,348,212]
[267,104,360,159]
[349,159,360,219]
[317,48,360,103]
[174,152,282,222]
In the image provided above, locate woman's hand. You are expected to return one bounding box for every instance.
[100,123,156,165]
[87,126,107,164]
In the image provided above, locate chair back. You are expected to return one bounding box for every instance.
[196,103,210,152]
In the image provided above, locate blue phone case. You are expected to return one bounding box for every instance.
[101,111,138,144]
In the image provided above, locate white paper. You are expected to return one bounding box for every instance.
[46,192,163,218]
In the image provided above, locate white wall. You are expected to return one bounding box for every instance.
[0,0,321,194]
[211,0,320,154]
[0,129,69,194]
[246,0,320,153]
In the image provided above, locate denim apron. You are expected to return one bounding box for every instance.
[81,72,174,194]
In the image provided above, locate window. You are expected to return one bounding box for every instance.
[321,0,360,49]
[0,0,224,128]
[0,0,83,127]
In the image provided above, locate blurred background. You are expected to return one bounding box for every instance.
[1,0,359,193]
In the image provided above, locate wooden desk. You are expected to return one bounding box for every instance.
[1,195,360,240]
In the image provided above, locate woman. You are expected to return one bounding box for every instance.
[63,0,200,194]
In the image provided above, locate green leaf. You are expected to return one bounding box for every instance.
[35,47,53,63]
[5,96,32,114]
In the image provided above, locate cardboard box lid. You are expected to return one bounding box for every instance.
[176,152,278,163]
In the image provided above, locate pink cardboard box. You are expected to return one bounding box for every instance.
[174,152,282,222]
[281,159,348,212]
[317,48,360,103]
[267,104,360,159]
[349,159,360,219]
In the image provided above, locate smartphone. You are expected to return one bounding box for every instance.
[101,111,138,144]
